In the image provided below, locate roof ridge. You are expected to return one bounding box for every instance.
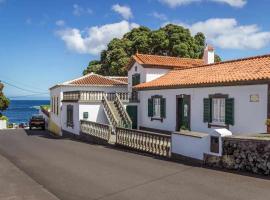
[136,53,203,61]
[171,53,270,72]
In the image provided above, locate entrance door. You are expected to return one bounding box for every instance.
[176,95,191,131]
[126,105,138,129]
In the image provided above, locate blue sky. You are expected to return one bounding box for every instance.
[0,0,270,99]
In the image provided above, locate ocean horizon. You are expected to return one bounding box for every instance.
[2,100,50,124]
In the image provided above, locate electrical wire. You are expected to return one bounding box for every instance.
[1,80,47,94]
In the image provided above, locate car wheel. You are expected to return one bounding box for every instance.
[42,126,45,130]
[29,126,32,130]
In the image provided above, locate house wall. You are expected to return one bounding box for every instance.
[128,63,169,93]
[138,84,268,135]
[61,102,80,135]
[50,84,127,135]
[79,103,108,124]
[0,120,7,129]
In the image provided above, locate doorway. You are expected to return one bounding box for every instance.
[176,95,191,131]
[126,105,138,129]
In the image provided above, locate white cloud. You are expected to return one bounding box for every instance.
[168,18,270,50]
[56,20,65,26]
[152,12,167,20]
[56,20,139,55]
[112,4,133,20]
[159,0,246,7]
[73,4,92,16]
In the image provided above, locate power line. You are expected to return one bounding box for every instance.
[0,76,48,92]
[8,92,49,99]
[1,80,47,94]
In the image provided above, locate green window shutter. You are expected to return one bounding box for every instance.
[161,98,166,118]
[225,98,234,125]
[132,74,140,86]
[203,98,212,123]
[148,98,153,117]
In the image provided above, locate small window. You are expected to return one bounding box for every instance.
[132,74,140,86]
[83,112,88,120]
[212,98,225,124]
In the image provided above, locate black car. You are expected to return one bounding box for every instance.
[29,115,45,130]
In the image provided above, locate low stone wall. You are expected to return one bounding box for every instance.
[204,136,270,175]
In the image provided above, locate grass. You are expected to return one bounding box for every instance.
[40,105,50,111]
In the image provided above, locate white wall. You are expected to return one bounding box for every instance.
[138,84,268,135]
[0,120,7,129]
[172,133,210,160]
[79,103,108,124]
[128,63,169,93]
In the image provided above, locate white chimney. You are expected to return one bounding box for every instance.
[203,44,215,65]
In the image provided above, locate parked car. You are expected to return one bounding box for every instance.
[29,115,45,130]
[19,122,28,129]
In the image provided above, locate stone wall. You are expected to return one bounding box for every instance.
[204,136,270,175]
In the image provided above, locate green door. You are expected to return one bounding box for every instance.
[176,95,190,131]
[126,105,138,129]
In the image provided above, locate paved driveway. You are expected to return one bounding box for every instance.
[0,129,270,200]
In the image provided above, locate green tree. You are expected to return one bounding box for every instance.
[0,83,10,117]
[83,24,221,76]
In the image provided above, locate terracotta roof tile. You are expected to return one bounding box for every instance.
[134,54,270,90]
[106,76,128,83]
[68,74,127,86]
[128,53,204,70]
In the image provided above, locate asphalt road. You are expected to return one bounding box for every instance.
[0,129,270,200]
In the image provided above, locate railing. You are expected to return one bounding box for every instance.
[63,91,80,101]
[115,94,132,129]
[80,120,112,142]
[116,127,171,157]
[102,94,119,128]
[63,91,139,103]
[80,91,104,101]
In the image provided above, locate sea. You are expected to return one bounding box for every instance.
[2,100,50,124]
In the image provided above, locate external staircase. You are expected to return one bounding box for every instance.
[102,93,132,130]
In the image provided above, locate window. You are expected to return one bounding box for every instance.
[67,105,73,127]
[210,136,219,154]
[212,98,225,124]
[203,95,234,126]
[83,112,88,120]
[56,97,59,116]
[148,96,166,120]
[153,98,161,118]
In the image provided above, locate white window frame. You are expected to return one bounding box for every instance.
[212,98,225,124]
[153,97,161,118]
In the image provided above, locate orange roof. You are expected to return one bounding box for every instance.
[106,76,128,83]
[127,53,204,70]
[134,54,270,90]
[68,73,127,86]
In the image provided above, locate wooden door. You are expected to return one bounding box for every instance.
[126,105,138,129]
[176,95,191,131]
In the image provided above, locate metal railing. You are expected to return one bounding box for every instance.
[80,120,112,142]
[116,127,171,157]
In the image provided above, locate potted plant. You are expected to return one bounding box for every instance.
[265,119,270,133]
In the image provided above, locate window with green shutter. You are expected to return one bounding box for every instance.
[148,98,153,117]
[225,98,234,125]
[203,98,212,123]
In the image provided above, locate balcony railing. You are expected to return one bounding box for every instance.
[63,91,139,103]
[116,127,171,158]
[80,120,112,142]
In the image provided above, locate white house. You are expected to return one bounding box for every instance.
[49,73,129,136]
[129,47,270,136]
